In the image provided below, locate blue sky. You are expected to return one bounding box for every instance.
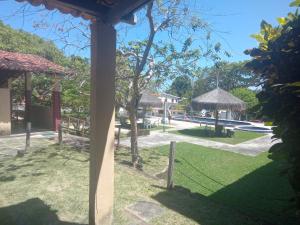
[0,0,294,63]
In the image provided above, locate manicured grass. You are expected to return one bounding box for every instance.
[150,143,296,225]
[149,125,172,131]
[0,143,264,225]
[170,126,265,144]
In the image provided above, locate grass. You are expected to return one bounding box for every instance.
[169,126,265,144]
[0,142,275,225]
[149,143,296,225]
[149,125,172,131]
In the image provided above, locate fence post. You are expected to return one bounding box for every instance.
[58,122,63,145]
[167,141,176,190]
[67,117,70,133]
[25,122,31,151]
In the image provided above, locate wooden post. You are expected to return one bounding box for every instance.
[58,122,62,145]
[25,73,32,150]
[67,117,70,133]
[167,141,176,190]
[89,19,115,225]
[25,121,31,150]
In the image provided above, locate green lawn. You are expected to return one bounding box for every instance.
[149,143,296,225]
[149,125,172,131]
[0,143,271,225]
[170,126,265,144]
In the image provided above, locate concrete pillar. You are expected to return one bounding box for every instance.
[52,79,62,131]
[0,88,11,135]
[89,19,115,225]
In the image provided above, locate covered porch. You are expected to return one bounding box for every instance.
[0,50,70,136]
[1,0,152,225]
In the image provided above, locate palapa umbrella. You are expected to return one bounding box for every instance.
[139,90,162,108]
[192,87,246,134]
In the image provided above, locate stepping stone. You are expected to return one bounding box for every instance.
[126,201,164,223]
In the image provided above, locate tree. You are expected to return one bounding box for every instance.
[230,87,258,119]
[61,56,90,119]
[0,20,90,119]
[168,75,192,98]
[245,1,300,216]
[115,0,220,167]
[193,61,260,97]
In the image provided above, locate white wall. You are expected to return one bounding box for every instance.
[0,88,11,135]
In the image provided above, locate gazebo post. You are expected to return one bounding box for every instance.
[52,78,62,131]
[25,73,32,149]
[89,19,115,225]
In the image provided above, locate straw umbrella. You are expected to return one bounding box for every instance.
[192,87,246,134]
[139,90,162,124]
[139,90,162,108]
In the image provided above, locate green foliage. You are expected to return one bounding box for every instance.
[245,5,300,215]
[0,21,67,64]
[192,61,260,97]
[230,88,258,110]
[0,20,90,118]
[168,75,192,98]
[61,56,90,119]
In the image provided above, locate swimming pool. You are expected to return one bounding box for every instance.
[173,115,272,133]
[173,115,251,127]
[235,125,273,133]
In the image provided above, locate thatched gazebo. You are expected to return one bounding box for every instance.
[192,87,246,134]
[139,90,162,108]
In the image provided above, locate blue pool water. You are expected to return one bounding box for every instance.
[173,115,251,127]
[235,125,273,133]
[173,115,272,133]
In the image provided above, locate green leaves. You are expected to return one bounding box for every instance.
[246,4,300,214]
[289,0,300,7]
[277,17,287,25]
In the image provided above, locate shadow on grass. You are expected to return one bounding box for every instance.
[0,198,87,225]
[152,160,298,225]
[176,127,226,139]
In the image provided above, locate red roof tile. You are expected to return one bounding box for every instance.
[0,50,70,75]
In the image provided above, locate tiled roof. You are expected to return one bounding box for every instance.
[16,0,151,24]
[0,50,70,75]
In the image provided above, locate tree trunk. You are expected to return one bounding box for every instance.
[128,106,139,167]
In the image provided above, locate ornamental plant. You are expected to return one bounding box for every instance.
[245,1,300,216]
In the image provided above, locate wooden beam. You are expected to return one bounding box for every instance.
[89,19,116,225]
[105,0,151,24]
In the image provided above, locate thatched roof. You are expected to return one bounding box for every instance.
[192,88,246,111]
[139,90,162,108]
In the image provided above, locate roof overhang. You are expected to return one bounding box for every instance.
[0,50,72,85]
[16,0,151,24]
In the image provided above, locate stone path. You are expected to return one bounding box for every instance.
[120,132,277,156]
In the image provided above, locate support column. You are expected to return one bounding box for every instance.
[25,73,32,148]
[0,80,11,136]
[52,78,62,131]
[89,19,115,225]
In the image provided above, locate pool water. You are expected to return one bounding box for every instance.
[235,125,273,133]
[173,115,272,133]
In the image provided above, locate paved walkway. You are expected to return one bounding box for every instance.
[120,132,277,156]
